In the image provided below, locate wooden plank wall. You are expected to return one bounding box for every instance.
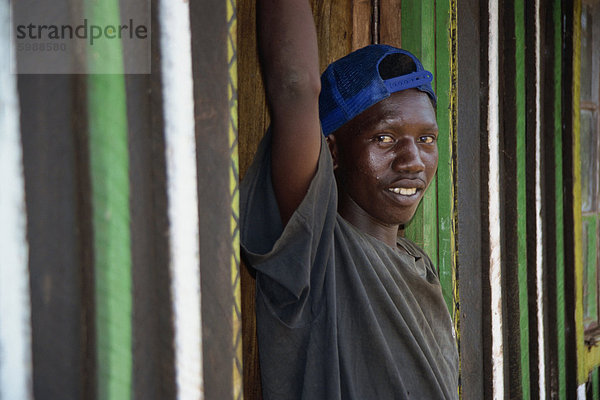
[455,0,487,398]
[4,0,242,398]
[125,2,176,396]
[561,0,581,395]
[7,0,600,399]
[495,0,576,398]
[19,72,94,400]
[494,0,583,398]
[542,0,568,398]
[125,2,179,399]
[87,0,133,396]
[500,0,531,398]
[190,0,240,398]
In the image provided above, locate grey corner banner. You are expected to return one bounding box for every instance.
[10,0,151,74]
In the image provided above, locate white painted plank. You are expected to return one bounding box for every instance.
[0,0,33,399]
[158,0,204,399]
[534,0,546,397]
[578,383,587,400]
[488,1,504,399]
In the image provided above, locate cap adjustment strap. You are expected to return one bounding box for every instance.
[383,70,434,93]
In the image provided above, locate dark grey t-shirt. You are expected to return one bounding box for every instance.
[241,131,458,400]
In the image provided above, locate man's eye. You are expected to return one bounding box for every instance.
[419,135,436,144]
[376,135,394,144]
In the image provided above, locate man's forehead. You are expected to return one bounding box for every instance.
[353,91,436,127]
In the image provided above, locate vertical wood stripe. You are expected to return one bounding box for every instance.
[435,0,455,314]
[0,2,33,398]
[401,0,438,265]
[515,1,532,397]
[579,383,587,399]
[487,1,504,398]
[399,1,424,246]
[89,78,132,400]
[378,0,400,48]
[586,217,599,326]
[353,0,372,49]
[553,0,567,396]
[372,0,379,43]
[86,0,132,397]
[418,0,438,264]
[159,0,204,398]
[447,1,460,397]
[227,0,243,398]
[572,0,586,385]
[577,0,600,378]
[534,0,546,397]
[456,0,485,396]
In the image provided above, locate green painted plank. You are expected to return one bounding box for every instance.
[401,0,438,265]
[571,0,587,384]
[86,0,132,399]
[400,1,423,56]
[584,217,598,325]
[515,0,531,398]
[434,0,454,313]
[89,78,132,400]
[553,1,567,397]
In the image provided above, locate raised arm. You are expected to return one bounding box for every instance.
[257,0,322,226]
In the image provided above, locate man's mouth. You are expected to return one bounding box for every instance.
[388,187,418,196]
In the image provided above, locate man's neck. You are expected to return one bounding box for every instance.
[338,198,400,248]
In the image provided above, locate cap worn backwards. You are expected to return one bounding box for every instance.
[318,44,437,137]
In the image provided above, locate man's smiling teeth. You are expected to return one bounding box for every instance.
[388,187,417,195]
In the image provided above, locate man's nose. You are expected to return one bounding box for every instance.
[391,140,425,173]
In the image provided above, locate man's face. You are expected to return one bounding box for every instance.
[329,89,438,227]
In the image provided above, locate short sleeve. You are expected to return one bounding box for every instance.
[240,129,337,321]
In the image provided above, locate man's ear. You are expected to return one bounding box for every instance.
[326,134,339,170]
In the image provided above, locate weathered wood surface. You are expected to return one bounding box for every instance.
[126,1,177,394]
[190,0,240,398]
[380,0,402,46]
[500,0,531,398]
[456,0,487,399]
[19,73,94,400]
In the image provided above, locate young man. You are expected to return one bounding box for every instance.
[240,1,458,399]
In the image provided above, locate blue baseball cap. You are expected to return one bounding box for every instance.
[319,44,436,136]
